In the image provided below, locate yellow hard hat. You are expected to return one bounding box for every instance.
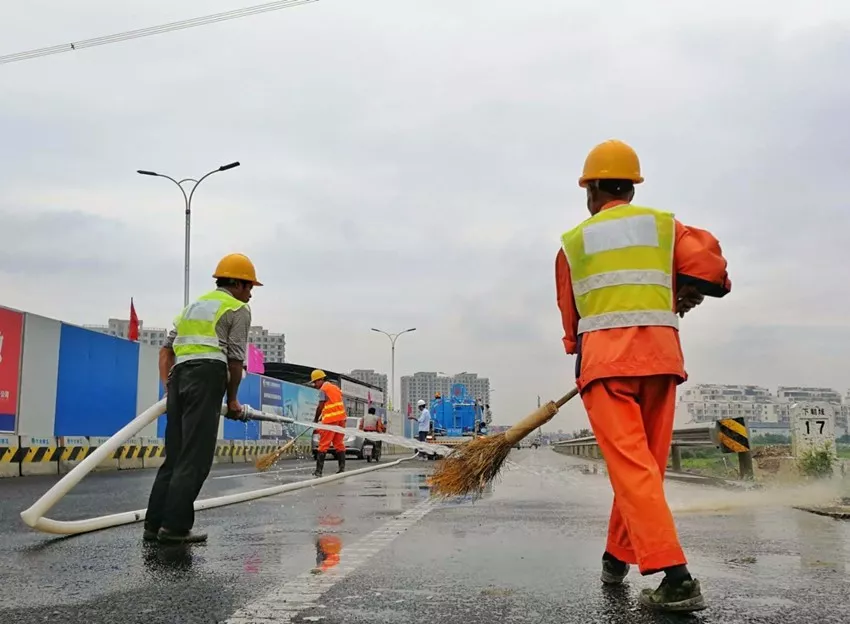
[579,139,644,188]
[213,253,263,286]
[310,369,327,382]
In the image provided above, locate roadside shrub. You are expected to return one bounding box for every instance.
[797,442,836,478]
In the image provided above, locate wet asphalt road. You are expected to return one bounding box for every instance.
[1,450,849,623]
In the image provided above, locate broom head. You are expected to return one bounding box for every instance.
[429,433,513,498]
[255,439,295,471]
[428,398,565,498]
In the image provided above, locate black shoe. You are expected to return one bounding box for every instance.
[143,522,160,542]
[157,528,208,544]
[336,451,346,474]
[601,559,630,585]
[639,577,707,612]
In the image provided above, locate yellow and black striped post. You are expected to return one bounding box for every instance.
[715,417,753,479]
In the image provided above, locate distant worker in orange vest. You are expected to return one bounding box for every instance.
[555,139,731,613]
[311,370,347,477]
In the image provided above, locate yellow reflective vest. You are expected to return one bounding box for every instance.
[561,204,678,335]
[172,290,246,365]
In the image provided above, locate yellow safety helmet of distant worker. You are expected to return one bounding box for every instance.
[213,253,263,286]
[578,139,644,188]
[310,369,327,382]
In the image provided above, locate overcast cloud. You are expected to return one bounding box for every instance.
[2,0,850,431]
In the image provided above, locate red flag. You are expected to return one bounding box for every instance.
[407,402,413,420]
[128,298,139,342]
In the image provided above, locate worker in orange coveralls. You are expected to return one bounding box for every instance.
[311,369,347,477]
[555,139,731,613]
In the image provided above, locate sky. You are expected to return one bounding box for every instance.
[2,0,850,433]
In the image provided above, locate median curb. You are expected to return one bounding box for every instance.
[794,505,850,520]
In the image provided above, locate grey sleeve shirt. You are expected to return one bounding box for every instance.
[163,288,251,361]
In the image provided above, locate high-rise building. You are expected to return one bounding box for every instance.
[85,319,286,363]
[349,369,388,396]
[247,325,286,364]
[400,371,490,414]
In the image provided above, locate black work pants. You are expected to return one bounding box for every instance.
[145,360,227,534]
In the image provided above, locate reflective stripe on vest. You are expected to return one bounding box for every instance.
[173,290,246,365]
[561,205,678,335]
[320,382,347,423]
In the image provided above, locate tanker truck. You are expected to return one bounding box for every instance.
[426,383,488,453]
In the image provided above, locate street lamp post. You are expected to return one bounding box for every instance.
[137,161,241,307]
[371,327,416,412]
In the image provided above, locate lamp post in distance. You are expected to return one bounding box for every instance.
[370,327,416,412]
[137,161,241,307]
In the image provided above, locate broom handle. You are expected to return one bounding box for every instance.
[504,386,580,444]
[555,387,580,408]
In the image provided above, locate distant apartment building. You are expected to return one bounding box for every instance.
[677,384,848,431]
[84,318,169,346]
[349,369,388,396]
[247,325,286,364]
[400,371,490,414]
[677,385,778,424]
[85,319,286,363]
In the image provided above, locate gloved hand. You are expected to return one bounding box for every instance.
[676,285,704,318]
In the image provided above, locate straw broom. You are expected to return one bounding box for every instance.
[429,387,580,498]
[255,424,314,472]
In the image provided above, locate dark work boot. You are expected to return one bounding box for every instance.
[639,577,707,612]
[157,528,208,544]
[600,552,630,585]
[336,451,346,474]
[143,525,159,542]
[314,453,325,478]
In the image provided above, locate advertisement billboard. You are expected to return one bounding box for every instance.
[0,307,23,433]
[259,377,285,438]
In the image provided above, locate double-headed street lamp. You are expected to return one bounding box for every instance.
[371,327,416,411]
[137,161,241,307]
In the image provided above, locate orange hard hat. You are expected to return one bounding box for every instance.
[213,253,263,286]
[579,139,644,188]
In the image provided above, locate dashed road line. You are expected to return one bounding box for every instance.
[224,497,438,623]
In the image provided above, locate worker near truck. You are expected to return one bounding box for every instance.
[144,253,261,544]
[415,399,431,459]
[362,405,385,459]
[555,139,731,613]
[311,370,347,477]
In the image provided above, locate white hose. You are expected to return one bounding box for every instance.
[19,399,421,536]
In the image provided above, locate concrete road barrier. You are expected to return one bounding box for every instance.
[231,439,247,463]
[88,437,118,471]
[243,440,257,464]
[58,436,91,474]
[116,437,144,470]
[0,435,21,478]
[214,440,233,464]
[141,437,165,469]
[20,436,60,476]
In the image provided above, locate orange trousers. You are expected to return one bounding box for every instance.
[582,375,686,574]
[317,425,345,454]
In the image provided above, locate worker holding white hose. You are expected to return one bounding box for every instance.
[143,253,261,544]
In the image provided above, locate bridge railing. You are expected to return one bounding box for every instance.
[552,424,754,479]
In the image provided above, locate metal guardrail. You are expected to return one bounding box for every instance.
[553,424,754,479]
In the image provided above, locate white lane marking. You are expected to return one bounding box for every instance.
[224,497,438,624]
[213,466,312,480]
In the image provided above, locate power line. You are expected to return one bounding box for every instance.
[0,0,319,66]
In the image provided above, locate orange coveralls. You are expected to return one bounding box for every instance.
[317,382,347,454]
[555,200,731,573]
